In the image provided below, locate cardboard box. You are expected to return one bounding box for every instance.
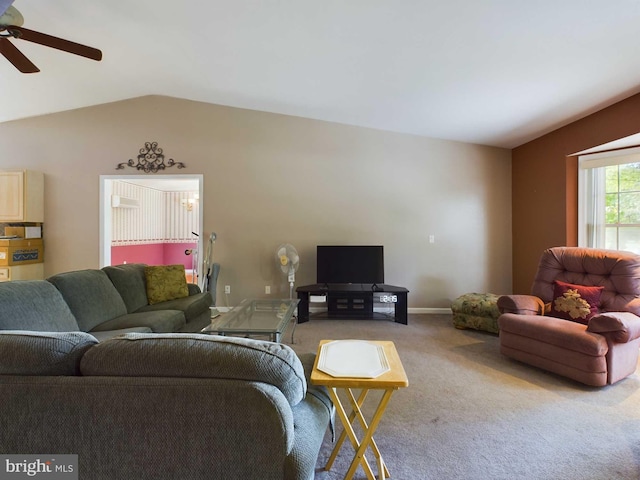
[4,227,24,237]
[0,238,43,266]
[4,226,42,238]
[25,226,42,238]
[0,263,44,282]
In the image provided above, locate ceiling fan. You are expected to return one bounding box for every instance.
[0,0,102,73]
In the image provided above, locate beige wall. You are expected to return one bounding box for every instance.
[0,95,511,308]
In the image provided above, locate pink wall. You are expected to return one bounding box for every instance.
[111,242,197,268]
[164,243,198,269]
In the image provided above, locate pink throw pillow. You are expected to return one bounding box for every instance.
[549,280,603,324]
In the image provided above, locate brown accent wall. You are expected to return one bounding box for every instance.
[512,92,640,293]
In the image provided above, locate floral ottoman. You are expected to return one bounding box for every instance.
[451,293,501,334]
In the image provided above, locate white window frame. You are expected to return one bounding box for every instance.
[578,147,640,251]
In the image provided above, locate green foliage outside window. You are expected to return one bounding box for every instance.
[605,163,640,252]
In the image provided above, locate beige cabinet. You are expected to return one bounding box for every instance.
[0,170,44,222]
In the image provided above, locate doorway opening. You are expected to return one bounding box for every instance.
[99,174,204,282]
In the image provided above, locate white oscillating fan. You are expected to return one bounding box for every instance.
[276,244,299,299]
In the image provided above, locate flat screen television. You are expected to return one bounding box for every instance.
[316,245,384,285]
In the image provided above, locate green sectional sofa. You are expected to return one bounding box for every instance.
[0,331,333,479]
[0,263,212,340]
[0,263,333,479]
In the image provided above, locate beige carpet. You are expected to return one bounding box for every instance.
[285,314,640,480]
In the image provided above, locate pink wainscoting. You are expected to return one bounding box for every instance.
[111,243,197,269]
[164,243,198,269]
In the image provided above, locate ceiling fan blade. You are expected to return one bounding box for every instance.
[9,26,102,61]
[0,37,39,73]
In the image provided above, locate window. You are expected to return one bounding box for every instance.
[579,148,640,254]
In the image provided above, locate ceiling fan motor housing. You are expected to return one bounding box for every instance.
[0,6,23,27]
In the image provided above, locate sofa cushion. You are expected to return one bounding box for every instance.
[144,265,189,305]
[102,263,149,313]
[47,270,128,332]
[80,333,307,406]
[90,310,186,333]
[137,292,211,321]
[0,331,97,375]
[0,280,79,332]
[550,280,603,324]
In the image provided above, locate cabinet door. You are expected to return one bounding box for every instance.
[0,171,25,221]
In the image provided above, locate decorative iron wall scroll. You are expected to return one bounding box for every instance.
[116,141,186,173]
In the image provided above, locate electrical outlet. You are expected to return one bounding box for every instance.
[265,285,271,294]
[224,285,231,294]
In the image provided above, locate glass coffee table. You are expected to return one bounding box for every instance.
[201,298,299,343]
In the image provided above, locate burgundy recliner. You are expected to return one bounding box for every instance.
[497,247,640,386]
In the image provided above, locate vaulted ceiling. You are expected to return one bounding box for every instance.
[2,0,640,148]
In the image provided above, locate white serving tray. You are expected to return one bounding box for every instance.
[317,340,390,378]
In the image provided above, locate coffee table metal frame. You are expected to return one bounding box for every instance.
[311,340,409,480]
[200,298,299,343]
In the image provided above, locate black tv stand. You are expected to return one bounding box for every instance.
[296,283,409,324]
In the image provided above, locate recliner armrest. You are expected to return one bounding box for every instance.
[587,312,640,343]
[497,295,545,315]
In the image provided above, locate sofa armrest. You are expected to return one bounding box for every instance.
[497,295,545,315]
[187,283,202,295]
[587,311,640,343]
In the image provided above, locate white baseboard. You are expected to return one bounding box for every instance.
[409,307,452,314]
[213,306,451,315]
[306,306,450,314]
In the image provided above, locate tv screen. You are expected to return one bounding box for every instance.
[316,245,384,285]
